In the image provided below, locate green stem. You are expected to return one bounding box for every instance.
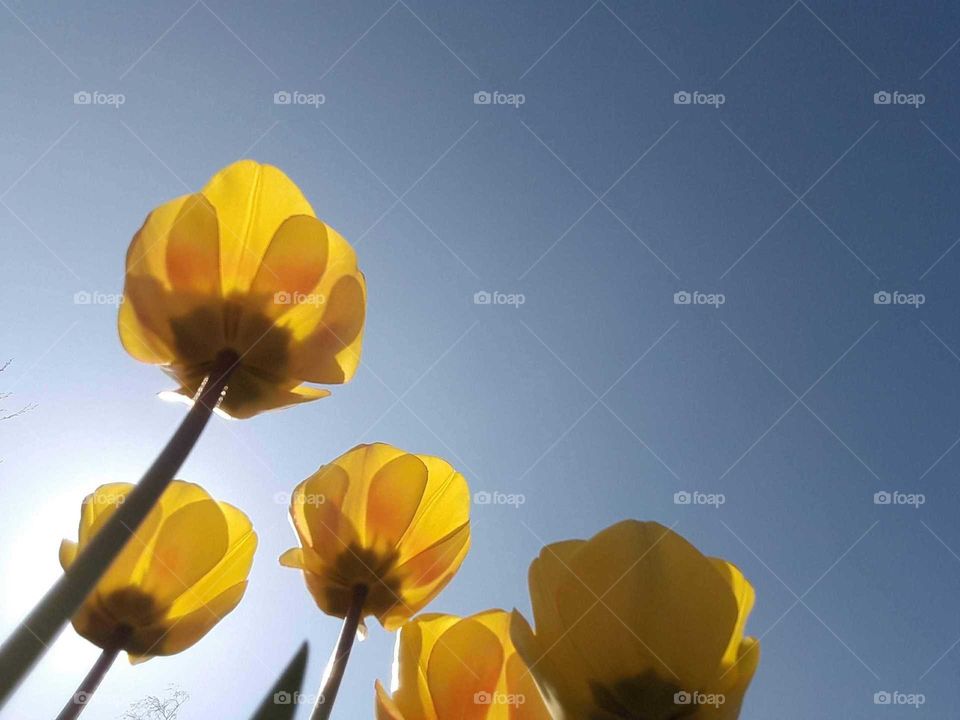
[0,351,239,708]
[311,584,368,720]
[54,627,130,720]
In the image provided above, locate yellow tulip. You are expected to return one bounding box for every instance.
[375,610,551,720]
[280,443,470,631]
[119,159,366,418]
[510,521,759,720]
[59,480,257,662]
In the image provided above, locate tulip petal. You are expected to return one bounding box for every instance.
[510,610,587,720]
[558,521,738,692]
[165,195,221,296]
[168,502,257,617]
[82,485,163,605]
[139,500,229,611]
[200,160,314,293]
[427,618,503,720]
[709,558,756,671]
[250,214,329,301]
[395,455,469,565]
[289,274,366,383]
[365,453,428,551]
[118,297,174,364]
[295,463,353,563]
[59,540,78,570]
[375,680,408,720]
[125,194,195,281]
[279,548,305,569]
[381,524,470,630]
[78,483,136,547]
[392,613,461,717]
[217,369,331,420]
[133,581,248,659]
[519,541,594,715]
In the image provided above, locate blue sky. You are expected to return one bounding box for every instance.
[3,1,960,717]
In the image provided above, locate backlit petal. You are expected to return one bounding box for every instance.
[200,160,314,293]
[139,500,229,611]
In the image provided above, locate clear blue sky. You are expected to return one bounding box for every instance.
[3,1,960,718]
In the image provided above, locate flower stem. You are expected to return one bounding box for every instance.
[0,351,239,708]
[54,628,130,720]
[311,584,368,720]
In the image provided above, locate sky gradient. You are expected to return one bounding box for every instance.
[3,1,960,718]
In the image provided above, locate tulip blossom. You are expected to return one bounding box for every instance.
[280,443,471,630]
[119,159,366,418]
[511,521,759,720]
[59,480,257,661]
[375,610,550,720]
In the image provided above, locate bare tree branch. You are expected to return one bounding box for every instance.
[0,360,36,421]
[121,687,189,720]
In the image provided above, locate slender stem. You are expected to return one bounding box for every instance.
[54,628,129,720]
[0,351,239,708]
[311,584,368,720]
